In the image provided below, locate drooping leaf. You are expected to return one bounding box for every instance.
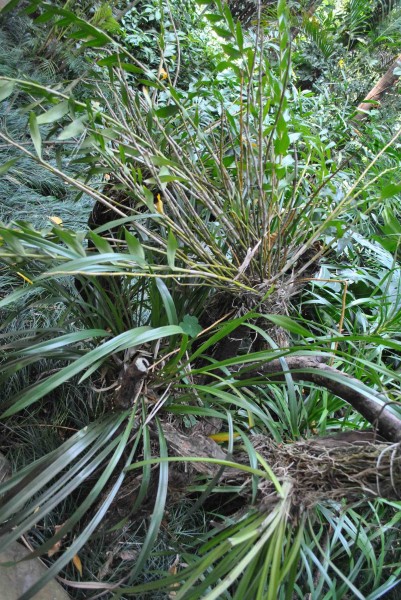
[29,112,42,159]
[37,101,69,125]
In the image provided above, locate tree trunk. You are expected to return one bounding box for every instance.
[353,54,401,121]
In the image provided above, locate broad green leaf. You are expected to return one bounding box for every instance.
[383,207,401,234]
[138,79,162,89]
[1,228,26,256]
[149,155,179,168]
[215,60,234,72]
[0,0,19,14]
[124,229,147,267]
[158,174,186,183]
[58,117,86,140]
[155,105,180,118]
[87,231,114,253]
[52,227,86,256]
[158,165,173,191]
[204,13,224,23]
[29,112,42,159]
[9,329,109,357]
[221,44,242,58]
[214,27,233,39]
[68,26,109,47]
[0,79,15,101]
[179,314,202,338]
[223,3,235,34]
[235,21,244,51]
[33,11,55,23]
[381,182,401,199]
[37,101,69,125]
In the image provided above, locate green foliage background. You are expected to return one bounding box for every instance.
[0,0,401,598]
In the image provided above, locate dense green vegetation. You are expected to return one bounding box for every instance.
[0,0,401,598]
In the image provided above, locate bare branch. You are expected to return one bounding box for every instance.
[239,356,401,442]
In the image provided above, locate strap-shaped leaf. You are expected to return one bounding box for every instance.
[29,112,42,160]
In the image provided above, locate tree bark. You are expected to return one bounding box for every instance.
[157,422,401,509]
[353,54,401,121]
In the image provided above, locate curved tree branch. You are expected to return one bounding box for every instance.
[239,356,401,442]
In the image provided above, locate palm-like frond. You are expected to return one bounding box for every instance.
[341,0,374,42]
[301,15,335,58]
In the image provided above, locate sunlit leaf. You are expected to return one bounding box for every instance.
[37,101,69,125]
[49,216,63,225]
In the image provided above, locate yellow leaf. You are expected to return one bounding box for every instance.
[154,193,164,214]
[208,432,240,442]
[16,272,33,285]
[49,216,63,225]
[72,554,83,576]
[159,68,168,80]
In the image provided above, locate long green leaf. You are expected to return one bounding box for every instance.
[1,326,183,417]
